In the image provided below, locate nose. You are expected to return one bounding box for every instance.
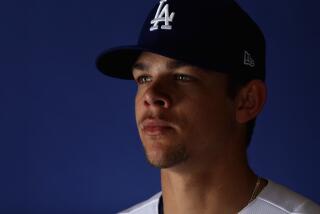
[143,82,171,109]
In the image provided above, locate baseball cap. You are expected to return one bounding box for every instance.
[96,0,265,80]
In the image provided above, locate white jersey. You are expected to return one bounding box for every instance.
[118,180,320,214]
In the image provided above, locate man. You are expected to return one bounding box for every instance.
[96,0,320,213]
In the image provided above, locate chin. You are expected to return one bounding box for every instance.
[143,141,189,169]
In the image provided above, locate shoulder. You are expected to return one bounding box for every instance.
[117,192,161,214]
[240,180,320,214]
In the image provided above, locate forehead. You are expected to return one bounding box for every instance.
[132,52,229,81]
[136,51,173,62]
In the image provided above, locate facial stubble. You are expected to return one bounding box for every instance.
[141,136,189,169]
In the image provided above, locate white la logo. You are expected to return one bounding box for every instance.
[150,0,175,31]
[244,51,255,67]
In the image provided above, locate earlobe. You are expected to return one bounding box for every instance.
[235,80,267,124]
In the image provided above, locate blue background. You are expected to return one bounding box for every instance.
[1,0,320,213]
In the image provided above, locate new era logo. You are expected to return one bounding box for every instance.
[150,0,175,31]
[244,51,255,67]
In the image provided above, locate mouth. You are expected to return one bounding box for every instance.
[140,119,174,136]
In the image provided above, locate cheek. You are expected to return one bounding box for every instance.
[135,92,143,122]
[184,94,235,143]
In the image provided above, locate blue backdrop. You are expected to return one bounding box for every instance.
[1,0,320,213]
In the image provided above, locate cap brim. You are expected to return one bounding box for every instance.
[96,45,193,80]
[97,46,153,80]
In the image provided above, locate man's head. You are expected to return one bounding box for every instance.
[96,0,265,80]
[133,52,266,169]
[96,0,267,168]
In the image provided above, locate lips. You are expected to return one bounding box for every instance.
[140,118,174,136]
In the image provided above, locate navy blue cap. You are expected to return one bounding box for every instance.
[96,0,265,80]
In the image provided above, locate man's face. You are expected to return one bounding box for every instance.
[133,52,237,169]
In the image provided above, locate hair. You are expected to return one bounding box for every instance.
[226,71,260,147]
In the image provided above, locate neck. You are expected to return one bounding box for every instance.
[160,152,259,214]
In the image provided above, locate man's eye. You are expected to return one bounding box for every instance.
[136,75,152,84]
[175,74,193,81]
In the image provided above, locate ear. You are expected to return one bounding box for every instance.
[235,80,267,124]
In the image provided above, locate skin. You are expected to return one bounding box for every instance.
[133,51,267,214]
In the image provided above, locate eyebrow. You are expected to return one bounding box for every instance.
[132,59,192,73]
[132,62,148,72]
